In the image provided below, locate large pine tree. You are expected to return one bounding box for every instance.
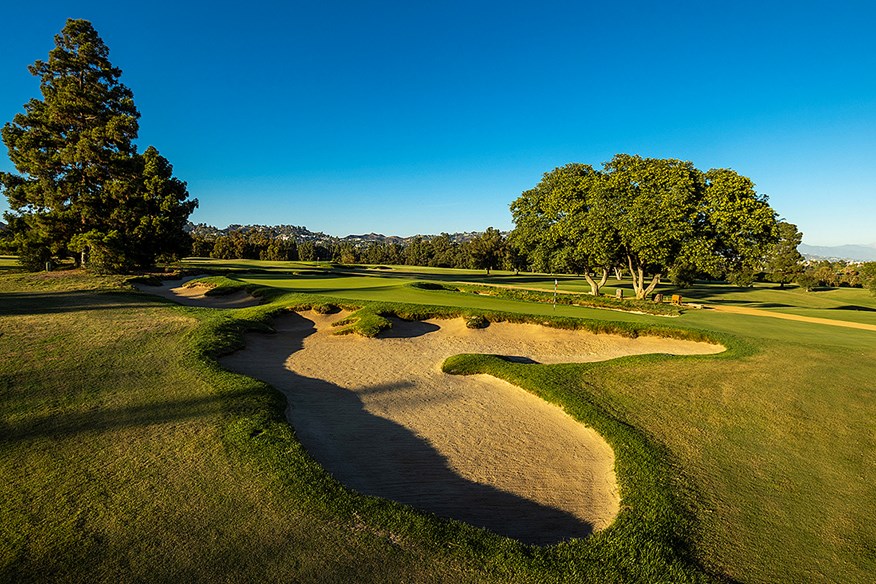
[0,19,197,271]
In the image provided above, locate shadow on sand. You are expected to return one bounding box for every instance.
[220,312,593,545]
[376,318,440,339]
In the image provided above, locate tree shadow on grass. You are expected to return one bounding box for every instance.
[0,290,157,316]
[831,304,876,312]
[220,312,594,545]
[0,393,226,444]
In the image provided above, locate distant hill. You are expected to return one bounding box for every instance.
[186,222,491,245]
[799,243,876,262]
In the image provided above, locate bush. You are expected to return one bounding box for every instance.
[16,241,53,272]
[796,272,818,291]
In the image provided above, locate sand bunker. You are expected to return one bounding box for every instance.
[220,311,723,545]
[134,275,261,308]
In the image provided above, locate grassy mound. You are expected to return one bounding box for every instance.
[185,275,252,296]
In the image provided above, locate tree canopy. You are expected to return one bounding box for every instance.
[0,19,197,272]
[467,227,505,274]
[509,163,617,294]
[765,221,804,288]
[510,155,779,298]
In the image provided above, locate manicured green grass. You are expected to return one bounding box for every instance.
[409,281,683,316]
[3,263,874,582]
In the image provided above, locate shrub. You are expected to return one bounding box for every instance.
[796,271,818,291]
[16,241,53,272]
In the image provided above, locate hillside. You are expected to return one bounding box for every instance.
[799,243,876,262]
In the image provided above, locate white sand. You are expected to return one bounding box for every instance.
[134,275,261,308]
[220,311,723,544]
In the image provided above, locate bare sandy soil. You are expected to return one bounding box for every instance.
[709,303,876,331]
[134,275,261,308]
[220,311,723,545]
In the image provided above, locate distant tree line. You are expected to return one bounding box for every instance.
[797,260,876,292]
[191,227,511,273]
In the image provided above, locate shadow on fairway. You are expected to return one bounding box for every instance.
[0,290,158,316]
[831,304,876,312]
[1,392,225,443]
[220,312,594,545]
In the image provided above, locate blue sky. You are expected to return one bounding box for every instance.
[1,1,874,245]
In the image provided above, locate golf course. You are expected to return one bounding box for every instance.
[3,6,876,583]
[2,259,873,582]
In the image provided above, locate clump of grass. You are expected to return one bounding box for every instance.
[330,308,393,336]
[464,314,489,329]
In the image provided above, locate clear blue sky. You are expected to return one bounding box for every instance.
[1,1,874,245]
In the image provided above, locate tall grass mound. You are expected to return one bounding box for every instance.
[330,309,393,336]
[464,314,489,329]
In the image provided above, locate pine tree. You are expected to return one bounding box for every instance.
[0,19,197,271]
[765,221,804,288]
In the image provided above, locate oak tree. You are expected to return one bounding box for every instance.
[511,154,779,299]
[467,227,504,275]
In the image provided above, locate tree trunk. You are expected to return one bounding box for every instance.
[627,254,661,299]
[642,273,662,299]
[628,255,644,298]
[584,268,610,295]
[614,266,623,280]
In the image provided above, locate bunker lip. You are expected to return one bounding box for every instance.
[219,310,724,545]
[133,275,261,308]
